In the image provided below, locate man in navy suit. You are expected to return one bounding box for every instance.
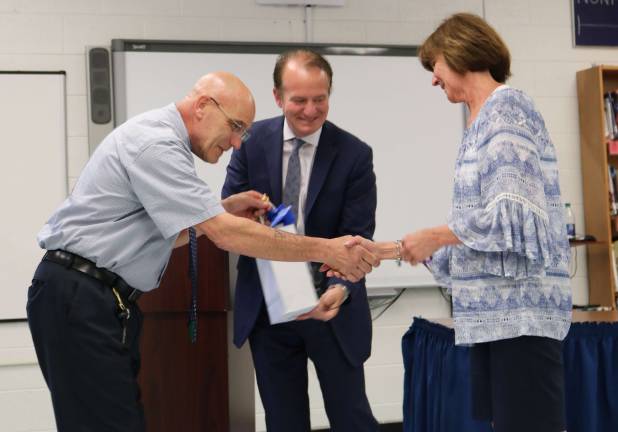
[222,49,379,431]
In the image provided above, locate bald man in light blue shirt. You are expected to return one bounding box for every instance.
[27,72,378,432]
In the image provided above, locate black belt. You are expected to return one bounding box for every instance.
[43,250,142,303]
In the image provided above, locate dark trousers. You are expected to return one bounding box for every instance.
[249,308,378,432]
[27,260,145,432]
[470,335,566,432]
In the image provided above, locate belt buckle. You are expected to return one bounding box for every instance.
[58,250,75,268]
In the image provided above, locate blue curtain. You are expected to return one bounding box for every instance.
[563,322,618,432]
[402,318,491,432]
[402,317,618,432]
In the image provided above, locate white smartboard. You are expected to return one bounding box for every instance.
[112,41,463,289]
[0,72,67,319]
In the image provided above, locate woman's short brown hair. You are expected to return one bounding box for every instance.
[418,13,511,83]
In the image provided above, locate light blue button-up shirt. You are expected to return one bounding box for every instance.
[38,103,224,291]
[428,87,572,345]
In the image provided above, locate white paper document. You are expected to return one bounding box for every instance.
[256,225,318,324]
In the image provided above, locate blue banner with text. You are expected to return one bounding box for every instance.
[573,0,618,46]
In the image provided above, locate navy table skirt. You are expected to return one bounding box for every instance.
[402,317,618,432]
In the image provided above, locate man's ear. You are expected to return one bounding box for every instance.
[195,96,210,120]
[273,88,284,109]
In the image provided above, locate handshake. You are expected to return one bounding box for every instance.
[219,191,454,325]
[223,190,446,283]
[318,235,382,283]
[320,230,446,282]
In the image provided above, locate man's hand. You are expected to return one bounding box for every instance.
[222,190,271,220]
[296,284,347,321]
[174,228,190,248]
[322,236,379,282]
[321,236,380,279]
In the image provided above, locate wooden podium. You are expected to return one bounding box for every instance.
[137,237,230,431]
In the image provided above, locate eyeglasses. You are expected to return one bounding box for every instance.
[209,97,251,143]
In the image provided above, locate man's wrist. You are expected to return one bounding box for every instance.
[315,237,333,264]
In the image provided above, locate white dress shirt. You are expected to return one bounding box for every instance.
[281,119,322,234]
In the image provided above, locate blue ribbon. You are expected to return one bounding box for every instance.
[266,204,296,228]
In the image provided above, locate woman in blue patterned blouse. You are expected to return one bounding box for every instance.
[406,13,571,432]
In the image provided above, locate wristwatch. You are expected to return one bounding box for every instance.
[339,284,350,304]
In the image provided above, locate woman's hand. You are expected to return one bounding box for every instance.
[401,225,460,265]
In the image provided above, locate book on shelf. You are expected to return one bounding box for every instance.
[609,139,618,155]
[611,90,618,124]
[609,165,618,215]
[609,92,618,154]
[613,242,618,292]
[604,91,618,140]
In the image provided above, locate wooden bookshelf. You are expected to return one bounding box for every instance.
[572,309,618,322]
[569,237,599,247]
[576,65,618,308]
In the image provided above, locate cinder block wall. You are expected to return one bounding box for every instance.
[0,1,604,430]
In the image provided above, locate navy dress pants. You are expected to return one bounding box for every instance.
[27,259,145,432]
[249,308,379,432]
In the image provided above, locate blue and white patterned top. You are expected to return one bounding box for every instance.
[428,86,572,345]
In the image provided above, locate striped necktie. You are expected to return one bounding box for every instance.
[282,138,305,223]
[188,226,198,343]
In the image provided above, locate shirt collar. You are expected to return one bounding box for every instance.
[169,103,191,153]
[492,84,510,94]
[283,117,322,147]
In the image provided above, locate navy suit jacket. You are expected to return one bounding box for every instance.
[222,116,377,366]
